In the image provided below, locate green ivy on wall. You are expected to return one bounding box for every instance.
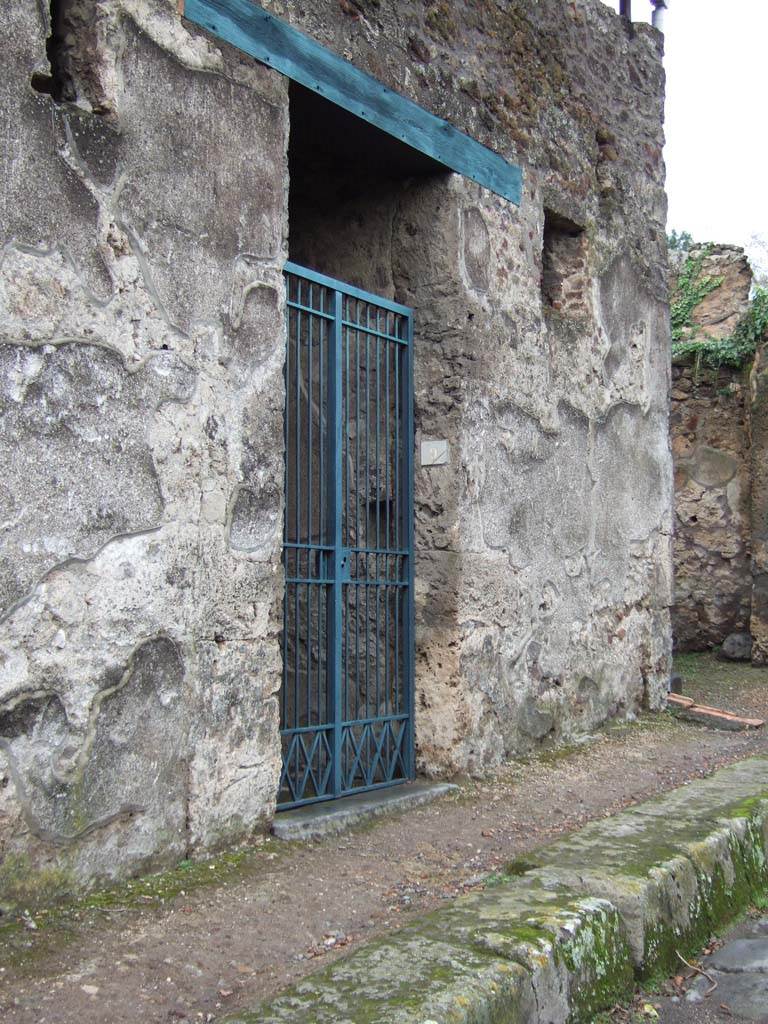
[670,245,723,344]
[670,245,768,371]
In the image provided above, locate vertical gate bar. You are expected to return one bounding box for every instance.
[344,305,350,551]
[282,287,291,734]
[365,327,370,557]
[346,315,352,724]
[356,327,360,550]
[307,302,313,730]
[318,312,325,729]
[294,583,299,732]
[397,339,403,557]
[404,312,415,777]
[385,335,391,719]
[365,571,370,722]
[397,344,403,720]
[308,292,313,548]
[296,295,301,548]
[365,325,370,720]
[307,581,312,730]
[317,566,322,728]
[355,328,360,730]
[375,321,380,725]
[328,287,344,798]
[293,303,300,738]
[375,313,381,557]
[319,308,325,548]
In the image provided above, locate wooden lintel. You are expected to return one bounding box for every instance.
[182,0,523,205]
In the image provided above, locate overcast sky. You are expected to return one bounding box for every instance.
[602,0,768,253]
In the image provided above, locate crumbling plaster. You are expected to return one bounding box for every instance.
[1,0,287,886]
[1,0,673,891]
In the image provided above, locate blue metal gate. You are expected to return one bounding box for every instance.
[279,262,415,809]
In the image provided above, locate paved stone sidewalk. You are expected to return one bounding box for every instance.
[653,916,768,1023]
[230,759,768,1023]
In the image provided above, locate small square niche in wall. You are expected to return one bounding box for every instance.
[541,210,588,317]
[421,439,449,466]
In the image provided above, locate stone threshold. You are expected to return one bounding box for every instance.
[271,781,459,841]
[229,758,768,1023]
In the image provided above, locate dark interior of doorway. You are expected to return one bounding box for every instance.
[281,82,439,806]
[288,80,446,287]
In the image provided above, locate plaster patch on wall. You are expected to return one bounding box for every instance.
[0,342,196,618]
[0,637,186,857]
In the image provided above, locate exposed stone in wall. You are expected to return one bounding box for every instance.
[670,244,752,340]
[284,1,672,771]
[670,363,751,649]
[542,212,589,319]
[669,245,768,657]
[751,342,768,664]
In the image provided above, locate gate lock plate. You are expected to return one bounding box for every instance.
[320,548,352,582]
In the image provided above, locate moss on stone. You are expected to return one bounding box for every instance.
[505,857,540,876]
[0,852,76,913]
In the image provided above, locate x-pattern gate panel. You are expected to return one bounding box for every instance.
[279,262,415,809]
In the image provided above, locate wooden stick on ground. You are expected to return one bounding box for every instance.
[676,949,718,997]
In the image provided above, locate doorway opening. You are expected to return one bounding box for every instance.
[279,85,444,808]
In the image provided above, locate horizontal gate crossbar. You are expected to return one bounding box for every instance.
[283,724,333,737]
[285,299,336,322]
[350,546,409,556]
[285,303,409,346]
[284,542,334,550]
[340,713,408,728]
[281,712,407,737]
[284,262,413,316]
[339,320,409,346]
[287,578,408,587]
[181,1,522,205]
[286,303,408,346]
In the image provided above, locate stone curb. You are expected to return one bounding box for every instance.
[226,759,768,1023]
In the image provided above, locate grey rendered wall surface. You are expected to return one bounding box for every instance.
[1,0,288,889]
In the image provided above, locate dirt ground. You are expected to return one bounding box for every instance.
[1,652,767,1024]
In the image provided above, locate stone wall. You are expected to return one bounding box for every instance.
[670,245,768,660]
[751,344,768,663]
[0,0,672,894]
[671,358,752,648]
[1,0,288,891]
[276,0,673,772]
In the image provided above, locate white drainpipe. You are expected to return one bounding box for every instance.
[652,0,669,31]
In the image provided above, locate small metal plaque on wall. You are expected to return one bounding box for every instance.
[421,439,449,466]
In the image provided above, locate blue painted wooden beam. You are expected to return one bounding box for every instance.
[181,0,522,205]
